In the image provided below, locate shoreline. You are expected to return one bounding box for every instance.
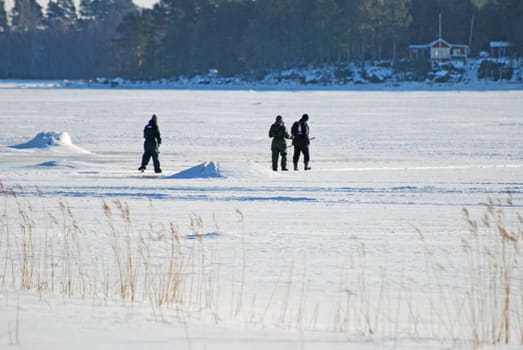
[1,78,523,92]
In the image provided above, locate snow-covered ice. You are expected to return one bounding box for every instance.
[1,86,523,349]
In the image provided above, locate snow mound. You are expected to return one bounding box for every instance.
[167,161,279,179]
[10,132,90,154]
[167,161,223,179]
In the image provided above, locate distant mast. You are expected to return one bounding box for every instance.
[439,13,442,42]
[438,13,442,64]
[469,14,475,48]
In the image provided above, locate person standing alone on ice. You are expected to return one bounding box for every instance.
[138,114,162,173]
[268,115,292,171]
[291,113,311,171]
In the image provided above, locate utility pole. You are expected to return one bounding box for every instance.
[439,13,442,42]
[438,13,442,65]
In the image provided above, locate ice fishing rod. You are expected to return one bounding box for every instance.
[287,137,315,148]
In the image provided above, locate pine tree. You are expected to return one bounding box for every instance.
[80,0,134,21]
[154,0,202,76]
[379,0,411,64]
[11,0,43,32]
[409,0,439,44]
[0,0,9,32]
[332,0,362,60]
[116,9,156,78]
[242,0,299,70]
[45,0,77,30]
[496,0,523,51]
[202,0,251,75]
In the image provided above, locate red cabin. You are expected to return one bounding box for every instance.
[409,38,469,63]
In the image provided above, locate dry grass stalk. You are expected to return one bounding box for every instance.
[3,187,523,346]
[461,197,523,346]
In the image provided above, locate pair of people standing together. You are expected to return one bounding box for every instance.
[268,114,311,171]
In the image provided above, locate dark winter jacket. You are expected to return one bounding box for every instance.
[144,120,161,145]
[269,121,292,149]
[291,120,309,146]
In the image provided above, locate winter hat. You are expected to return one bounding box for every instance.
[151,114,157,122]
[301,113,309,121]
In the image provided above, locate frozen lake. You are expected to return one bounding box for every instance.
[1,89,523,349]
[2,89,522,232]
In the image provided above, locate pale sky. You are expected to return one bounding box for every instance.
[4,0,159,11]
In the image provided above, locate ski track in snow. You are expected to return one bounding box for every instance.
[11,180,523,207]
[3,155,520,207]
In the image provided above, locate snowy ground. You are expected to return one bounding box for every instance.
[1,87,523,349]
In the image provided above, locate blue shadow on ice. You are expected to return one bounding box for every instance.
[184,232,222,240]
[36,160,76,168]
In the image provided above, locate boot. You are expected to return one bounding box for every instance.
[293,162,298,171]
[304,162,311,170]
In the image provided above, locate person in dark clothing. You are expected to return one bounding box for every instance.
[138,114,162,173]
[268,115,292,171]
[291,113,311,171]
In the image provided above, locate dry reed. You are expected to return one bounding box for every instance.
[1,185,523,347]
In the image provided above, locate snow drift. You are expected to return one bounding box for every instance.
[10,131,90,154]
[167,161,278,179]
[167,161,222,179]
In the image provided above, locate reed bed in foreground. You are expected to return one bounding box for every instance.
[1,184,523,347]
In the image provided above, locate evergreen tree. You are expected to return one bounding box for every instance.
[409,0,439,44]
[0,0,8,32]
[154,0,202,76]
[378,0,411,64]
[410,0,473,45]
[320,0,344,62]
[242,0,299,70]
[473,0,523,55]
[0,0,10,78]
[297,0,340,63]
[11,0,43,32]
[116,9,157,78]
[200,0,252,74]
[45,0,77,30]
[352,0,382,60]
[496,0,523,51]
[80,0,121,20]
[438,0,473,44]
[0,0,522,80]
[77,0,136,77]
[79,0,135,28]
[332,0,362,60]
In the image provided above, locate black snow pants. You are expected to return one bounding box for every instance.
[271,139,288,171]
[141,140,161,172]
[293,144,310,167]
